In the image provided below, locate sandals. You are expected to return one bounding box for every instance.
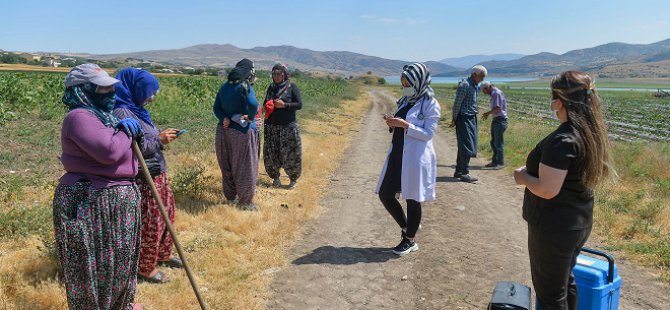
[158,257,184,269]
[138,270,170,284]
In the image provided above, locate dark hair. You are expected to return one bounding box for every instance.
[271,63,290,81]
[551,71,613,188]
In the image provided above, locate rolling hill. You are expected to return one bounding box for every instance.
[439,38,670,77]
[83,44,461,76]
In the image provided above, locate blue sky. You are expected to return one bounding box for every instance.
[2,0,669,62]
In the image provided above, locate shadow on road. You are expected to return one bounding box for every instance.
[292,246,399,265]
[439,164,486,171]
[436,176,461,183]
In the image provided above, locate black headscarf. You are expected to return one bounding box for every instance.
[265,63,290,101]
[227,58,255,97]
[228,58,255,82]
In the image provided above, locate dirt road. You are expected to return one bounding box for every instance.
[266,88,670,309]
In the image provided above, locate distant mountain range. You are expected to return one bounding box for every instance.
[75,44,461,76]
[439,53,525,69]
[439,38,670,78]
[9,37,670,78]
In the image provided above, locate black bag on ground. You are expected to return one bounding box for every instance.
[487,281,531,310]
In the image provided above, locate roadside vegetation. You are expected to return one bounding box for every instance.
[433,84,670,282]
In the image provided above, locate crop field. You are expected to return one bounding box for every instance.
[432,86,670,142]
[503,90,670,142]
[0,71,353,197]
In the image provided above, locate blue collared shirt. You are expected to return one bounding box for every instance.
[452,77,479,121]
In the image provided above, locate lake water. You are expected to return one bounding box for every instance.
[384,76,537,85]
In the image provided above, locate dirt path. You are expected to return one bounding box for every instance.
[266,88,670,309]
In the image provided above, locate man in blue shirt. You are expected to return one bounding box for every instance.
[482,82,508,169]
[449,65,487,183]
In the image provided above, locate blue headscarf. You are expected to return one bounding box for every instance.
[114,68,160,127]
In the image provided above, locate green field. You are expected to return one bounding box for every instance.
[0,70,358,231]
[504,78,670,89]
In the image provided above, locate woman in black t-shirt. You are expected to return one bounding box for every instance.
[263,64,303,189]
[513,71,613,310]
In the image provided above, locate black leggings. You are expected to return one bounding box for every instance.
[528,225,591,310]
[378,177,422,238]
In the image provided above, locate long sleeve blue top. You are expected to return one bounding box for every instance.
[213,82,259,133]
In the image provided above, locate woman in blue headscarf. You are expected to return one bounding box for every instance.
[113,68,184,284]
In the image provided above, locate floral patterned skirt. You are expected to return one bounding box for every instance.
[136,172,175,274]
[53,181,141,310]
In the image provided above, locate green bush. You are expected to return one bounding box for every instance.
[0,174,25,205]
[170,164,213,200]
[0,204,53,239]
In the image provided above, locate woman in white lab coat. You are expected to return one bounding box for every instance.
[376,62,441,256]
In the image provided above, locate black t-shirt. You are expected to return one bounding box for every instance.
[265,83,302,125]
[384,102,414,192]
[522,122,594,231]
[391,102,413,150]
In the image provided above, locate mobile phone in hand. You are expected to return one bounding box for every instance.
[175,129,188,136]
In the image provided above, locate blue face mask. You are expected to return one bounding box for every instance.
[92,92,116,112]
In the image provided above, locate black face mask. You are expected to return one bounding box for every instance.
[84,82,116,112]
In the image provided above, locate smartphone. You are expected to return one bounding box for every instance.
[175,129,188,136]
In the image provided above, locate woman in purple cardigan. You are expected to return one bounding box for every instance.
[113,68,183,284]
[54,64,144,310]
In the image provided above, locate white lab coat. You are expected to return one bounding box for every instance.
[375,96,441,202]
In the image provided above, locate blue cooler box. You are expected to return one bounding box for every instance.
[536,247,622,310]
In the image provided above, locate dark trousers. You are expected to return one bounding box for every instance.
[528,225,592,310]
[263,123,302,181]
[490,117,508,165]
[378,172,422,238]
[455,114,478,175]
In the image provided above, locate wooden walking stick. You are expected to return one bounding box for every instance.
[132,141,208,310]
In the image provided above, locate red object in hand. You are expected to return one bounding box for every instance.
[264,100,275,120]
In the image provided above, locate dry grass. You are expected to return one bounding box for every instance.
[0,64,73,73]
[0,92,370,309]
